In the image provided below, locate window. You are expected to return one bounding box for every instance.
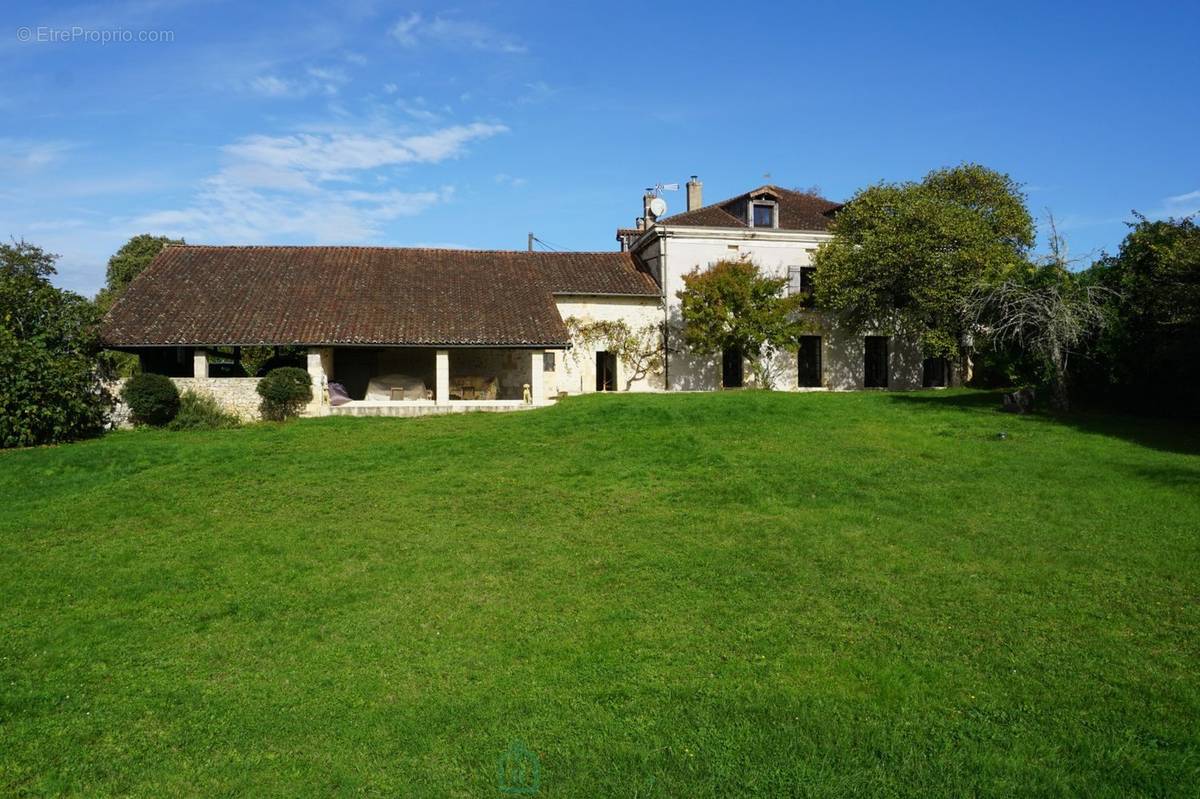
[543,351,556,371]
[787,266,816,306]
[752,203,775,227]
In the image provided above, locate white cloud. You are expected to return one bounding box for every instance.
[1149,189,1200,219]
[134,180,452,244]
[517,81,557,104]
[0,138,75,171]
[401,122,508,161]
[248,66,351,98]
[223,123,506,179]
[306,66,349,95]
[249,75,298,97]
[389,12,422,47]
[389,13,526,54]
[395,96,439,122]
[132,122,507,243]
[494,173,527,188]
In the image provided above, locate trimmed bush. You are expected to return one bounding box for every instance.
[168,390,240,431]
[121,373,180,427]
[257,367,312,421]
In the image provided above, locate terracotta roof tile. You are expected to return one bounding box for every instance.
[101,245,659,348]
[656,185,841,231]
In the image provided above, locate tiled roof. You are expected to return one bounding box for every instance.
[100,245,660,348]
[655,185,841,232]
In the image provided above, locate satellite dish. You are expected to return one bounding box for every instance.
[648,197,668,217]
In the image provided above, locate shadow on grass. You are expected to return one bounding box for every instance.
[885,389,1200,456]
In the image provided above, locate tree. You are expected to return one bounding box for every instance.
[965,219,1112,411]
[565,317,664,390]
[1081,214,1200,415]
[94,234,183,313]
[676,258,808,386]
[94,234,183,378]
[813,163,1034,366]
[0,240,111,447]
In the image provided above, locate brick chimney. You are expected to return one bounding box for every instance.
[686,175,703,211]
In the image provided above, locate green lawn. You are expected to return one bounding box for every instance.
[2,390,1198,797]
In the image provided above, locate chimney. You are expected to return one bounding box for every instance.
[686,175,703,211]
[643,191,657,227]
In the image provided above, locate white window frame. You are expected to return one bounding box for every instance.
[748,200,779,229]
[787,265,815,297]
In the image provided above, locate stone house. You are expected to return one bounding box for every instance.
[100,178,950,419]
[621,178,941,391]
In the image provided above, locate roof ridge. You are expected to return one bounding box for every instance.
[669,183,837,217]
[166,244,631,256]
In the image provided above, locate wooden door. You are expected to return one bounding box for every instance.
[798,336,822,387]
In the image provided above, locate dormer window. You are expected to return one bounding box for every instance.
[752,203,775,227]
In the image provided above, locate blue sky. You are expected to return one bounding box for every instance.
[4,0,1198,295]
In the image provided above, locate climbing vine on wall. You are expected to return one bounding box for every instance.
[564,317,665,390]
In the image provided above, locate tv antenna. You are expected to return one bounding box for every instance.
[645,182,680,197]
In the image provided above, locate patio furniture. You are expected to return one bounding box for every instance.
[449,376,497,401]
[367,374,428,401]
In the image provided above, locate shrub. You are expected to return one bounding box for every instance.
[246,348,306,377]
[257,367,311,421]
[1,241,111,448]
[121,373,180,427]
[168,390,240,430]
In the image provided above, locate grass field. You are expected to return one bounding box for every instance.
[2,389,1198,797]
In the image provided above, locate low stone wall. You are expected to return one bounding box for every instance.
[173,377,263,421]
[108,377,263,427]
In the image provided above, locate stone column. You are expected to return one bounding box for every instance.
[530,350,545,405]
[436,349,450,404]
[192,349,208,378]
[306,347,331,416]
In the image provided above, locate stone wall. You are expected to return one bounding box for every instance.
[108,377,263,427]
[448,348,539,401]
[174,377,263,420]
[554,295,665,394]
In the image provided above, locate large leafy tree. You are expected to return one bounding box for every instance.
[966,222,1112,411]
[1082,214,1200,415]
[676,259,808,385]
[1,241,111,447]
[94,234,182,377]
[813,164,1035,362]
[95,234,183,314]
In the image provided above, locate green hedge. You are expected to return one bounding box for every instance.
[257,367,311,421]
[121,373,180,427]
